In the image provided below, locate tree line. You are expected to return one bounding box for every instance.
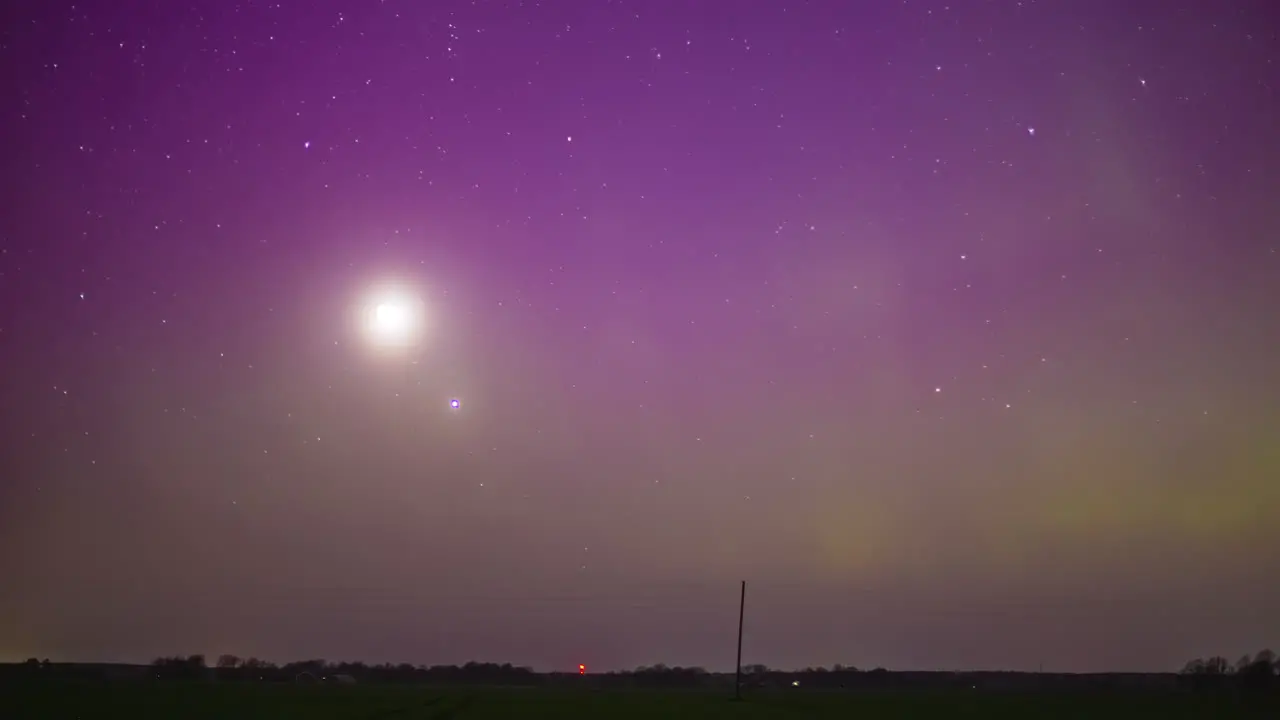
[1180,650,1277,690]
[148,655,541,685]
[8,650,1276,692]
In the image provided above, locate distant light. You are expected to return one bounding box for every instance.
[578,664,586,675]
[450,398,460,409]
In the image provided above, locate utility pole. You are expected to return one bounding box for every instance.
[734,580,746,701]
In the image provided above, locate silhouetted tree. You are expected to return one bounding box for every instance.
[1181,651,1279,692]
[1236,651,1277,692]
[216,654,240,669]
[1202,656,1230,675]
[17,658,43,679]
[150,654,207,680]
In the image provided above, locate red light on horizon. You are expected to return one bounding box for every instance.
[578,664,586,675]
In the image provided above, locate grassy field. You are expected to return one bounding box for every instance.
[6,682,1268,718]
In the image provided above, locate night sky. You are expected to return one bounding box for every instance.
[2,0,1278,674]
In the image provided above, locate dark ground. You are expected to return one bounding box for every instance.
[6,682,1275,719]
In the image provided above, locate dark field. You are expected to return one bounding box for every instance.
[7,683,1271,719]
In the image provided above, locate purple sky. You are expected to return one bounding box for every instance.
[2,0,1277,674]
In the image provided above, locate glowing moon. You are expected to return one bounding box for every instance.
[373,302,412,337]
[359,284,424,349]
